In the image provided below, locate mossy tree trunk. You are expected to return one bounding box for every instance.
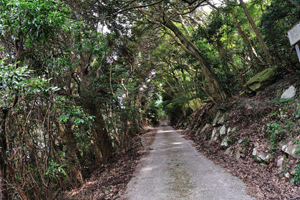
[0,109,8,200]
[88,104,112,165]
[134,2,228,101]
[58,122,83,187]
[163,20,228,100]
[239,0,274,65]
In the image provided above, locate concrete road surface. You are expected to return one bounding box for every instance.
[121,123,254,200]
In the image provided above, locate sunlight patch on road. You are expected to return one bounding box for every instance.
[159,130,173,133]
[172,142,183,145]
[141,166,156,172]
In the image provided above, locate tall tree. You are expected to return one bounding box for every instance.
[238,0,274,65]
[84,0,228,100]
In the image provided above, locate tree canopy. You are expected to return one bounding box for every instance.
[0,0,299,198]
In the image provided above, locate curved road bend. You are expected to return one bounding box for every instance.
[121,123,253,200]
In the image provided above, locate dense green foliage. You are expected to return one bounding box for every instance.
[0,0,300,198]
[261,0,300,67]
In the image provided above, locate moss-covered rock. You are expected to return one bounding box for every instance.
[225,146,234,156]
[195,128,201,136]
[243,66,278,93]
[200,124,210,134]
[252,146,274,164]
[211,127,221,141]
[212,111,221,127]
[220,136,229,149]
[219,125,227,138]
[280,141,300,158]
[236,147,246,160]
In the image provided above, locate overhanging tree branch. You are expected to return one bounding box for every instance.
[97,0,165,21]
[177,0,207,16]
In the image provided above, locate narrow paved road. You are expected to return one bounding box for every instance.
[121,123,253,200]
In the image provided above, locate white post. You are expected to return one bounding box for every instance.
[288,22,300,62]
[296,43,300,62]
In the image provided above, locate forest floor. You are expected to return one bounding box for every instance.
[63,76,300,200]
[182,131,300,199]
[62,127,157,200]
[180,75,300,199]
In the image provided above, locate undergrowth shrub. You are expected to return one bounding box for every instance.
[266,123,286,153]
[292,139,300,184]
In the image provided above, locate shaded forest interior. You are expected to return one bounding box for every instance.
[0,0,300,199]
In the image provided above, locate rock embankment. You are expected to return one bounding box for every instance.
[178,77,300,199]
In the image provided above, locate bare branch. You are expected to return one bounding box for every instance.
[98,0,165,21]
[177,0,207,16]
[181,0,200,5]
[163,27,194,56]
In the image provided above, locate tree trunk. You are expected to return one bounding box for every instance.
[58,122,83,186]
[164,20,228,100]
[88,104,112,165]
[239,0,273,65]
[0,109,8,200]
[287,0,300,10]
[234,18,258,60]
[134,2,227,100]
[215,41,230,72]
[234,16,263,73]
[75,41,113,165]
